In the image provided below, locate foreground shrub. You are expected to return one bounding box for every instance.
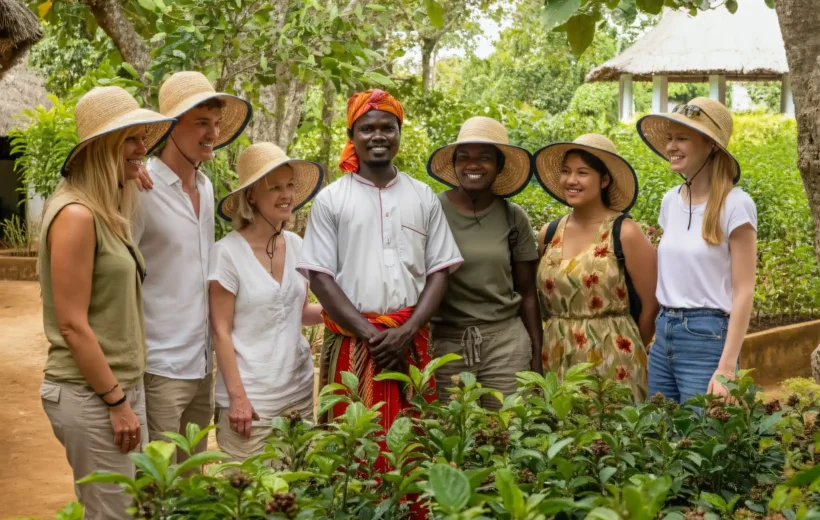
[47,358,820,519]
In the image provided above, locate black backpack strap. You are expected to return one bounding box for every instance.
[612,214,642,324]
[543,218,561,250]
[613,214,627,264]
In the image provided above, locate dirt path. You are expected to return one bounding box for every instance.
[0,281,75,519]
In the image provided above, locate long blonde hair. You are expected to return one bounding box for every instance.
[702,149,737,245]
[48,128,141,243]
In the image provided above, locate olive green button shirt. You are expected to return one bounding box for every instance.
[39,193,147,390]
[432,192,538,326]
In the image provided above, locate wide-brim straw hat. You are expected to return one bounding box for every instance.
[217,142,324,221]
[534,133,638,213]
[637,96,740,183]
[61,86,176,176]
[159,71,252,150]
[427,116,532,198]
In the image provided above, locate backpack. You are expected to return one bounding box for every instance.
[543,214,642,325]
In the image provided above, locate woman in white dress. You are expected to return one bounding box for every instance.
[208,142,324,460]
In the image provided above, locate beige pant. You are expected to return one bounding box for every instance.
[432,316,533,410]
[40,380,148,520]
[215,392,314,463]
[143,372,214,463]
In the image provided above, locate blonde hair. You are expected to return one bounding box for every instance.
[232,190,256,231]
[47,128,141,243]
[702,149,737,245]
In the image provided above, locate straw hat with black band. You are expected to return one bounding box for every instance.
[427,116,532,198]
[636,96,740,184]
[217,142,323,222]
[533,134,638,213]
[61,86,177,176]
[159,71,252,151]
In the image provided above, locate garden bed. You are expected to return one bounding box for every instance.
[0,250,38,281]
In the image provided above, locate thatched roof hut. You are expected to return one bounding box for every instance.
[585,2,791,121]
[0,0,43,78]
[0,63,50,136]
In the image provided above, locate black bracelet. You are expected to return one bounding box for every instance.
[103,394,128,408]
[96,383,119,398]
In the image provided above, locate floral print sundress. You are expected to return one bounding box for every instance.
[537,214,647,401]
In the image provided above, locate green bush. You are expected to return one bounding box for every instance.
[52,361,820,519]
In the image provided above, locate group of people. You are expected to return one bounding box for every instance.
[37,70,757,518]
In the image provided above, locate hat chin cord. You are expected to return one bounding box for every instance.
[677,148,715,231]
[254,205,285,277]
[169,134,202,192]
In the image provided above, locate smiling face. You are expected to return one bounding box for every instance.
[122,126,149,181]
[248,164,296,225]
[171,105,223,163]
[665,122,715,178]
[453,143,501,193]
[349,110,401,168]
[560,151,611,209]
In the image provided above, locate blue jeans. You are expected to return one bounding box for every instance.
[647,307,729,404]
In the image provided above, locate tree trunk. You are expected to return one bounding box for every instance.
[251,66,310,149]
[83,0,150,76]
[420,37,438,93]
[318,79,338,185]
[775,0,820,262]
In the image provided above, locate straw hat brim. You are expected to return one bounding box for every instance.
[217,159,324,222]
[61,110,177,176]
[533,142,638,213]
[426,141,533,198]
[164,92,252,150]
[637,113,741,184]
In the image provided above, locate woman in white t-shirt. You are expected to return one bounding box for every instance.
[637,97,757,404]
[208,143,324,461]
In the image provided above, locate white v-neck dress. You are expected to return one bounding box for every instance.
[207,230,314,414]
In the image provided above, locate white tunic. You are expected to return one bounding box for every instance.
[208,231,314,414]
[297,172,463,315]
[657,186,757,314]
[132,157,214,379]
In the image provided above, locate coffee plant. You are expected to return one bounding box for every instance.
[43,356,820,519]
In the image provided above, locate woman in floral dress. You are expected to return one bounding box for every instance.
[532,134,659,401]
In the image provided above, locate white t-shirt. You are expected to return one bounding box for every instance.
[207,230,314,414]
[656,186,757,314]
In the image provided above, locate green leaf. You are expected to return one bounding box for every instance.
[341,371,360,394]
[785,465,820,487]
[174,451,228,478]
[121,63,139,79]
[172,49,187,60]
[542,0,582,31]
[588,507,622,520]
[636,0,664,15]
[599,466,617,484]
[429,464,471,513]
[548,437,574,460]
[566,14,597,56]
[425,0,445,29]
[137,0,156,11]
[496,468,526,517]
[764,0,775,7]
[701,492,728,512]
[725,0,738,13]
[373,371,412,385]
[150,32,166,43]
[366,72,393,87]
[553,395,572,419]
[387,417,411,454]
[423,353,462,381]
[76,471,136,486]
[160,431,191,456]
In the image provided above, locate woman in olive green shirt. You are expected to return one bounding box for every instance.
[427,117,542,409]
[39,86,174,520]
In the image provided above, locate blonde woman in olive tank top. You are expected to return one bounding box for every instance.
[39,87,175,520]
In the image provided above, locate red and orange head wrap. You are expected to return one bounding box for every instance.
[339,89,405,173]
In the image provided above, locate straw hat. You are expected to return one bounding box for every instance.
[61,86,176,176]
[159,71,252,150]
[427,116,532,198]
[533,134,638,213]
[217,143,324,221]
[637,97,740,183]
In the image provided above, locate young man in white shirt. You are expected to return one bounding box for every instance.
[132,71,251,461]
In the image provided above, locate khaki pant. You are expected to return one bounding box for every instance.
[215,392,314,463]
[143,372,214,463]
[40,380,148,520]
[431,317,532,410]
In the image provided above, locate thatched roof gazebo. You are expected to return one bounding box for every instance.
[0,64,49,136]
[586,1,791,121]
[0,0,43,79]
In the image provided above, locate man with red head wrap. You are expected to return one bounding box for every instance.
[297,88,462,445]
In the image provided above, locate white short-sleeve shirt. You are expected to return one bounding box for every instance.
[132,157,214,379]
[657,186,757,314]
[208,231,314,414]
[297,171,463,315]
